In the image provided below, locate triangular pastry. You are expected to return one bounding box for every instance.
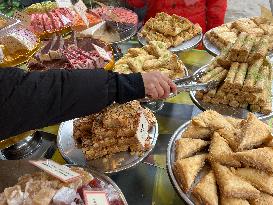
[174,154,207,192]
[236,113,272,151]
[182,123,211,139]
[192,171,218,205]
[235,147,273,173]
[220,197,250,205]
[233,167,273,195]
[209,132,241,167]
[249,192,273,205]
[212,162,260,199]
[175,138,209,160]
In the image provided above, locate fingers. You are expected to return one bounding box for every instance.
[142,71,177,100]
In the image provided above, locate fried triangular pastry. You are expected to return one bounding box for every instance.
[175,138,209,160]
[249,192,273,205]
[233,167,273,195]
[174,154,207,192]
[235,147,273,173]
[212,162,260,199]
[209,132,241,167]
[220,197,250,205]
[192,171,218,205]
[182,123,211,139]
[236,113,272,151]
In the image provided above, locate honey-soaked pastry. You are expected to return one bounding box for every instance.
[192,171,218,205]
[249,192,273,205]
[236,113,272,151]
[235,147,273,173]
[182,123,211,139]
[175,138,209,160]
[174,154,207,192]
[209,132,241,167]
[220,197,250,205]
[212,162,260,199]
[233,167,273,195]
[113,41,185,79]
[140,12,201,48]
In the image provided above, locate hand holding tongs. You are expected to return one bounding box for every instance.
[142,70,220,102]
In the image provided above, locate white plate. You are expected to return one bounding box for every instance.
[137,31,202,53]
[57,119,158,174]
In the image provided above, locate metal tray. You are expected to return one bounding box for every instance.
[0,160,128,205]
[203,31,273,58]
[189,63,273,121]
[166,121,194,205]
[137,31,202,53]
[57,119,158,174]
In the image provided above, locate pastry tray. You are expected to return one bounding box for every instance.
[57,119,159,174]
[189,63,273,121]
[0,160,128,205]
[166,121,195,204]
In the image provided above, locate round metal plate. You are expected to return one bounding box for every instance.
[166,121,194,205]
[67,165,128,205]
[57,119,159,174]
[203,31,273,58]
[137,31,202,53]
[189,64,273,121]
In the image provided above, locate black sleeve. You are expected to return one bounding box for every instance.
[0,68,145,139]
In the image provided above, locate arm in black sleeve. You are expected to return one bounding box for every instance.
[0,68,145,139]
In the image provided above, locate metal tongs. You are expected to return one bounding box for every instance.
[173,70,220,93]
[141,70,220,102]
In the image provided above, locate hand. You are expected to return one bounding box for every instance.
[141,71,177,100]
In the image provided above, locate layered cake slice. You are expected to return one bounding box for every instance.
[73,101,156,160]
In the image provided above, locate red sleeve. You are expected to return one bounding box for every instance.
[206,0,227,31]
[126,0,145,8]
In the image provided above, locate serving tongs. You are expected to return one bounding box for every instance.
[141,70,220,102]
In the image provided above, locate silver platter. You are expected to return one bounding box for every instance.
[57,119,159,174]
[137,31,202,53]
[166,121,194,205]
[203,31,273,59]
[189,64,273,121]
[0,160,128,205]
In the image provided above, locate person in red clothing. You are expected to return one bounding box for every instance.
[125,0,227,32]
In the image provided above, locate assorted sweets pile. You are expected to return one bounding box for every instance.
[0,24,39,64]
[206,17,273,51]
[195,33,273,115]
[28,35,112,71]
[113,41,186,79]
[140,12,202,48]
[174,110,273,205]
[0,166,124,205]
[73,101,156,160]
[79,6,138,43]
[26,1,102,37]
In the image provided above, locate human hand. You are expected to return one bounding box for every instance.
[141,71,177,99]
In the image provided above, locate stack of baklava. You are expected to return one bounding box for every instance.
[196,33,272,114]
[206,17,273,51]
[73,101,156,160]
[140,12,202,48]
